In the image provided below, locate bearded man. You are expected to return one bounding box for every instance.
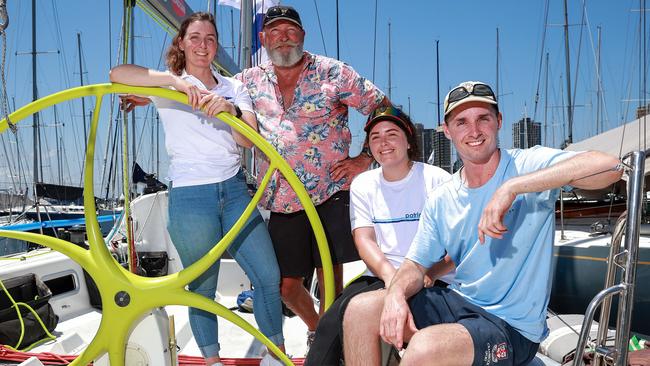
[236,5,390,349]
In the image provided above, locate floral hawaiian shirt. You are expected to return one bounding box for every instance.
[236,52,385,213]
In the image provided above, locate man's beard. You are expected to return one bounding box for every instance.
[267,43,304,67]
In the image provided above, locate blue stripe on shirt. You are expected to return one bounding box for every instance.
[373,217,420,224]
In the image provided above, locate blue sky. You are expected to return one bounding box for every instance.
[0,0,647,189]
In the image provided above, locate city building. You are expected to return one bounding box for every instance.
[512,117,541,148]
[430,125,452,172]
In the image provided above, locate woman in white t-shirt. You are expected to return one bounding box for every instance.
[305,105,455,365]
[109,12,284,366]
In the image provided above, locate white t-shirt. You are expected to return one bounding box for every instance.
[349,162,454,283]
[151,67,254,187]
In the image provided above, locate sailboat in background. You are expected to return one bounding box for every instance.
[0,1,648,365]
[543,0,650,348]
[0,1,317,365]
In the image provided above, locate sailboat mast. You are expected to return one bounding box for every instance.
[130,13,136,164]
[496,27,499,101]
[407,96,411,116]
[230,8,235,60]
[30,0,44,231]
[53,105,62,185]
[563,0,574,145]
[77,33,88,152]
[372,0,377,82]
[596,26,602,134]
[643,0,647,152]
[336,0,340,60]
[121,0,135,273]
[388,21,391,100]
[156,114,160,178]
[239,0,252,69]
[544,52,549,147]
[436,39,440,126]
[31,0,40,185]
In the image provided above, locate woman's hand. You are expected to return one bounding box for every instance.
[198,92,237,118]
[119,95,151,112]
[171,76,210,110]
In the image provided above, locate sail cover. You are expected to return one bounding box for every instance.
[35,183,84,203]
[565,116,650,176]
[564,116,650,199]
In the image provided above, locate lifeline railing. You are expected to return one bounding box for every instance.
[0,83,335,366]
[573,150,645,366]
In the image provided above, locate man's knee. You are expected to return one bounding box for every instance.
[403,330,438,361]
[343,290,384,326]
[402,324,474,365]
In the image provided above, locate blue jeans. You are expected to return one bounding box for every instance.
[167,170,284,358]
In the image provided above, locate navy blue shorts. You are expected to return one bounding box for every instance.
[408,287,539,366]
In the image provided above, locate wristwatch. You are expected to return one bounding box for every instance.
[233,104,243,119]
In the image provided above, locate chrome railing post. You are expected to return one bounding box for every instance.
[615,150,645,366]
[573,150,645,366]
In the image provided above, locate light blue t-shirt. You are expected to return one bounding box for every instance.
[407,146,577,343]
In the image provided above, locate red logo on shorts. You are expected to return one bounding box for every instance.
[493,342,509,361]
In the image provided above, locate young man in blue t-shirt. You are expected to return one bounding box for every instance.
[342,81,623,366]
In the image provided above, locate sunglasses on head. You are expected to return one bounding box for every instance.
[365,105,413,136]
[445,83,496,112]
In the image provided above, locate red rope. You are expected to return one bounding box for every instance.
[0,346,305,365]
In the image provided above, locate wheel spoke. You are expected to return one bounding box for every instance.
[0,84,333,366]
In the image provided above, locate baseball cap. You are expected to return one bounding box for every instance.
[443,81,498,118]
[263,5,303,29]
[364,105,414,137]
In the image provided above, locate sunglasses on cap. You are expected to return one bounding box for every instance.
[444,83,497,113]
[263,6,303,28]
[364,105,413,136]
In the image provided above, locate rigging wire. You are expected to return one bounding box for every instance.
[614,4,643,165]
[5,2,30,194]
[532,0,550,124]
[0,0,19,194]
[0,0,7,32]
[570,0,587,139]
[312,0,328,57]
[0,134,17,191]
[134,30,168,175]
[103,6,132,203]
[105,1,133,204]
[100,0,116,200]
[0,0,14,134]
[583,10,610,132]
[131,12,165,168]
[121,0,138,274]
[620,5,638,126]
[50,0,84,186]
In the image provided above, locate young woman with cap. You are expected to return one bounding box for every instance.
[304,105,455,365]
[109,12,284,366]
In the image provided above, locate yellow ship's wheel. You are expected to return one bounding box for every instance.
[0,83,334,366]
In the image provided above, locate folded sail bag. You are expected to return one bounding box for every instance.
[0,274,58,349]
